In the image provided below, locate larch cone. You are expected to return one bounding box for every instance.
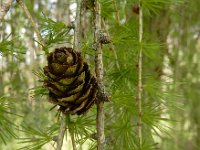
[43,47,98,115]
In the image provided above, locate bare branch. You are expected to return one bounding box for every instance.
[93,0,105,149]
[137,0,143,145]
[0,0,13,24]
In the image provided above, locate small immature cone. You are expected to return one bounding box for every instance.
[132,5,140,15]
[43,47,98,115]
[98,31,111,44]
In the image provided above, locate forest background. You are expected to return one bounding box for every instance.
[0,0,200,150]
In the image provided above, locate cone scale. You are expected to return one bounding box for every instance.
[43,47,98,115]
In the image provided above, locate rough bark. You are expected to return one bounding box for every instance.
[93,0,105,149]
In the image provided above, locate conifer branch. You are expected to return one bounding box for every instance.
[137,0,143,145]
[93,1,105,149]
[56,113,66,150]
[16,0,45,47]
[0,0,13,24]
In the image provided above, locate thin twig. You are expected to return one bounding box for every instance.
[101,19,120,70]
[0,0,13,24]
[56,113,66,150]
[74,0,81,51]
[67,116,77,150]
[112,0,120,25]
[16,0,45,47]
[70,130,77,150]
[137,0,143,146]
[93,1,105,150]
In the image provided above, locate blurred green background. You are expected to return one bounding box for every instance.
[0,0,200,149]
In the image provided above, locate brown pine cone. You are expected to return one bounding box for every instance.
[43,47,98,115]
